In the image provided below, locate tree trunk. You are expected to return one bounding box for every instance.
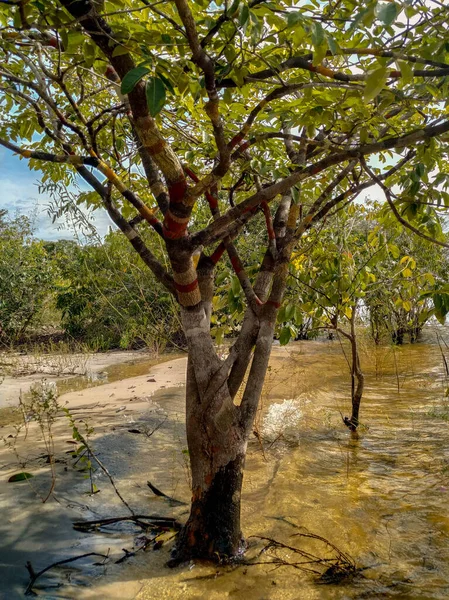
[169,357,247,564]
[169,199,293,565]
[172,445,246,563]
[349,350,364,430]
[349,312,364,431]
[340,308,365,432]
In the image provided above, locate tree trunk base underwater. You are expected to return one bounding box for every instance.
[168,454,246,566]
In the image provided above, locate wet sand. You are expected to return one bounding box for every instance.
[0,355,188,599]
[0,351,156,409]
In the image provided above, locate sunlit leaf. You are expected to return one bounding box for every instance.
[364,67,388,102]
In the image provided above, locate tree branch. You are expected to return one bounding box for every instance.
[175,0,230,176]
[360,158,449,249]
[190,118,449,249]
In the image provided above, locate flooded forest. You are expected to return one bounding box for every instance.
[1,0,449,598]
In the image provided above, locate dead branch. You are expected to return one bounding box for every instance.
[25,552,109,596]
[72,514,182,533]
[147,481,187,506]
[245,528,358,584]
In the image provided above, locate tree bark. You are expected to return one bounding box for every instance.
[339,308,365,432]
[169,357,247,564]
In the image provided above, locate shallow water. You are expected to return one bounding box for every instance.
[2,331,449,599]
[138,331,449,599]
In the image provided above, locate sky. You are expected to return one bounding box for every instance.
[0,146,111,241]
[0,144,387,242]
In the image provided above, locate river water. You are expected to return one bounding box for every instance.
[2,331,449,599]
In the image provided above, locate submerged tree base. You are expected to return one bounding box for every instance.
[168,454,247,566]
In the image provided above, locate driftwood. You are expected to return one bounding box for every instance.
[25,552,109,596]
[245,527,358,584]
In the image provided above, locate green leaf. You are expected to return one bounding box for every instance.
[285,303,295,320]
[228,0,241,17]
[397,59,413,84]
[376,2,399,26]
[287,11,303,27]
[415,163,425,178]
[145,77,166,116]
[66,30,85,54]
[121,66,150,95]
[279,326,291,346]
[112,45,130,57]
[326,32,339,55]
[311,22,325,48]
[8,472,34,482]
[364,67,388,102]
[157,72,175,94]
[239,3,250,29]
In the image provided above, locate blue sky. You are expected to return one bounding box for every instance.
[1,145,386,241]
[0,146,111,240]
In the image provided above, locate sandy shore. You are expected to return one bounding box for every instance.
[0,350,163,408]
[58,356,187,411]
[1,354,188,599]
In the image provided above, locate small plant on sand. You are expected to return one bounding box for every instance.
[4,381,59,501]
[63,407,99,495]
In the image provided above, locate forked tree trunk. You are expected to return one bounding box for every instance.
[169,261,285,564]
[169,359,247,563]
[169,196,294,564]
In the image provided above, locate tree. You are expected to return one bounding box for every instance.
[286,201,448,429]
[287,203,378,430]
[49,233,179,350]
[1,0,449,562]
[0,212,55,342]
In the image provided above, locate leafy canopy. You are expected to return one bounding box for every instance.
[0,0,448,320]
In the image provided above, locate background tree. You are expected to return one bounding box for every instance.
[49,231,180,351]
[1,0,449,563]
[285,202,447,429]
[0,212,55,343]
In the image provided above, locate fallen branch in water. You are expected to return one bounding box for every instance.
[73,514,182,533]
[115,531,178,564]
[245,528,358,583]
[147,480,187,506]
[25,552,109,596]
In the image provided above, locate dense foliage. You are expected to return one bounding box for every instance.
[0,210,55,342]
[0,215,179,349]
[281,202,449,345]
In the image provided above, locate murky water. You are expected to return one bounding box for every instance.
[2,331,449,599]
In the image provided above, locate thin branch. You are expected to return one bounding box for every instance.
[25,553,109,596]
[175,0,230,175]
[190,118,449,249]
[0,137,163,231]
[360,158,449,249]
[217,52,449,88]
